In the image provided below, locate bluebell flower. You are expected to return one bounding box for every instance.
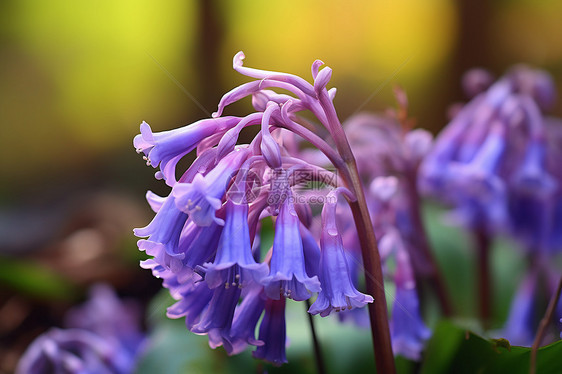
[447,123,508,229]
[134,193,188,269]
[191,285,242,347]
[173,148,251,226]
[507,65,556,111]
[390,248,431,360]
[179,219,223,270]
[262,193,321,301]
[420,79,511,198]
[508,134,557,249]
[548,196,562,250]
[390,287,431,360]
[17,328,129,374]
[65,285,145,357]
[203,200,268,289]
[134,117,241,185]
[166,276,214,330]
[309,196,373,316]
[503,271,539,346]
[253,298,288,366]
[227,285,267,354]
[300,224,321,279]
[421,65,560,244]
[17,285,146,374]
[376,229,431,360]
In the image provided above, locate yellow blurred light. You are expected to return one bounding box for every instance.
[222,0,456,84]
[7,0,197,150]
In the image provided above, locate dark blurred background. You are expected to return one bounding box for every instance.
[1,0,562,372]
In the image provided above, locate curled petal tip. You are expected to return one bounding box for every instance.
[311,59,325,79]
[328,87,337,100]
[280,99,294,120]
[139,121,153,139]
[314,66,332,94]
[233,51,246,68]
[211,111,220,118]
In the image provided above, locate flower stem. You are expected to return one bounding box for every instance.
[304,299,326,374]
[347,161,397,374]
[317,89,396,374]
[475,228,491,329]
[530,274,562,374]
[405,171,453,317]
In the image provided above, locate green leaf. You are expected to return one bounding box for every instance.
[421,320,562,374]
[0,256,76,300]
[422,202,526,327]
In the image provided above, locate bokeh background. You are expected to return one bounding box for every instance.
[1,0,562,372]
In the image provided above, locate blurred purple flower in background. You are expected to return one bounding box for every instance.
[16,284,146,374]
[420,65,559,242]
[422,64,562,343]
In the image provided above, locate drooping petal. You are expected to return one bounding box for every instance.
[179,220,223,270]
[203,200,268,289]
[167,278,214,330]
[173,148,251,226]
[133,117,240,185]
[224,285,266,355]
[502,271,540,346]
[252,298,288,366]
[262,195,321,301]
[390,287,431,360]
[300,225,321,279]
[191,284,242,339]
[390,246,431,360]
[135,193,188,272]
[309,200,373,317]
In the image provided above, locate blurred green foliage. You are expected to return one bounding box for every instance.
[421,321,562,374]
[0,255,77,301]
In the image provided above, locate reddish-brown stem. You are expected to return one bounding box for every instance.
[347,161,396,374]
[317,89,396,374]
[475,228,492,329]
[404,171,453,316]
[530,274,562,374]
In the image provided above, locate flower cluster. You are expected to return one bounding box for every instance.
[300,107,435,358]
[421,65,562,345]
[134,52,375,365]
[421,65,559,244]
[337,94,433,359]
[16,285,146,374]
